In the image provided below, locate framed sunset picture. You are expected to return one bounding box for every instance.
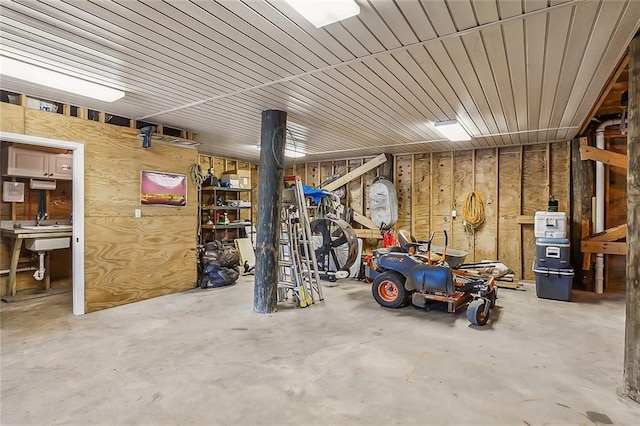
[140,170,187,207]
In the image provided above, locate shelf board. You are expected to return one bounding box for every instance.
[201,186,251,192]
[201,223,251,229]
[201,205,251,210]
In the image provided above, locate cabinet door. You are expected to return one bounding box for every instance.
[5,147,49,178]
[49,154,73,180]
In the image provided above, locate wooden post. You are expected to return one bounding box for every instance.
[623,32,640,404]
[253,110,287,314]
[571,137,595,290]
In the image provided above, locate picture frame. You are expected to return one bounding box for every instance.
[140,170,187,207]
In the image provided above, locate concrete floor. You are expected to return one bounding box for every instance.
[1,277,638,425]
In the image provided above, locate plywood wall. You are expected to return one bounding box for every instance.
[1,108,199,312]
[287,142,571,280]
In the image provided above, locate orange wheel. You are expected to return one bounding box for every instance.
[372,272,407,308]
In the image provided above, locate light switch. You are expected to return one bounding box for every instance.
[135,209,141,218]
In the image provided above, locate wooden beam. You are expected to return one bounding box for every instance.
[545,143,551,202]
[411,154,416,236]
[581,219,592,271]
[517,215,534,225]
[495,148,499,259]
[321,153,387,192]
[580,241,626,255]
[519,145,524,279]
[429,153,433,234]
[623,33,640,403]
[354,229,382,239]
[352,211,378,230]
[579,54,630,134]
[584,223,627,242]
[580,145,627,169]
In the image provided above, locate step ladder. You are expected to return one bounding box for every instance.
[277,176,323,306]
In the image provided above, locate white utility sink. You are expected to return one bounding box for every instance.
[25,237,71,251]
[21,225,73,231]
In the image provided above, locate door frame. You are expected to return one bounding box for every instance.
[1,131,85,315]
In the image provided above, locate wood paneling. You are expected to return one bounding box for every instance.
[452,150,474,257]
[0,108,199,312]
[395,155,412,233]
[84,216,195,311]
[474,149,498,262]
[498,147,523,279]
[412,153,431,241]
[0,103,24,133]
[291,141,570,279]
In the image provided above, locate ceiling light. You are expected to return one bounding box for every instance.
[284,0,360,28]
[433,120,472,141]
[0,56,125,102]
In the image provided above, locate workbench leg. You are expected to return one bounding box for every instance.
[9,238,23,297]
[45,252,51,291]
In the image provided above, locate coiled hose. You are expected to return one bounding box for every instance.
[190,163,206,188]
[462,190,485,234]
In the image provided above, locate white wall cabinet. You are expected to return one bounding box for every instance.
[2,146,72,180]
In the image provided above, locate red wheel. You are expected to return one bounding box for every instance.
[372,272,407,308]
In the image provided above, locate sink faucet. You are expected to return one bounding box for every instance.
[36,212,48,226]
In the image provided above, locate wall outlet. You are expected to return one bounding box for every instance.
[135,209,141,218]
[451,210,457,218]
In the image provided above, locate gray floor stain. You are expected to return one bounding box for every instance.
[585,411,613,424]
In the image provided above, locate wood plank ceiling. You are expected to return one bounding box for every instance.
[1,0,638,162]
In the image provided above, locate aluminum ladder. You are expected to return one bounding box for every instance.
[277,176,323,306]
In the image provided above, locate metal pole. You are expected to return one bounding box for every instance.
[253,109,287,313]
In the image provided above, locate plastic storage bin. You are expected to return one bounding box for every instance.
[535,238,571,269]
[534,211,567,238]
[532,266,573,301]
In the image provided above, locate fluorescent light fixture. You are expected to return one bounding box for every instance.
[433,120,472,141]
[284,0,360,28]
[0,56,125,102]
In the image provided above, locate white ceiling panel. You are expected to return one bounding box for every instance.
[0,0,638,162]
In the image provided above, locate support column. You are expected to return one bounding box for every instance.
[570,136,595,291]
[253,110,287,314]
[624,33,640,404]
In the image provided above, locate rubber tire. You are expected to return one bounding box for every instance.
[372,271,407,308]
[467,299,489,326]
[402,290,414,307]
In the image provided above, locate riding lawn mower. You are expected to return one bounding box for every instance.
[365,230,497,326]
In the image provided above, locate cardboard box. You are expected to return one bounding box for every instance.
[224,170,251,189]
[221,173,240,188]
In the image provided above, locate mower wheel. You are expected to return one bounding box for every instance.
[372,272,407,308]
[467,299,489,326]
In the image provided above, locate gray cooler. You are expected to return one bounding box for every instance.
[535,238,571,269]
[532,265,573,301]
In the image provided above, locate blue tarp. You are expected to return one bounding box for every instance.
[302,185,330,204]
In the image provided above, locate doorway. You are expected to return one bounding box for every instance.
[0,131,85,315]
